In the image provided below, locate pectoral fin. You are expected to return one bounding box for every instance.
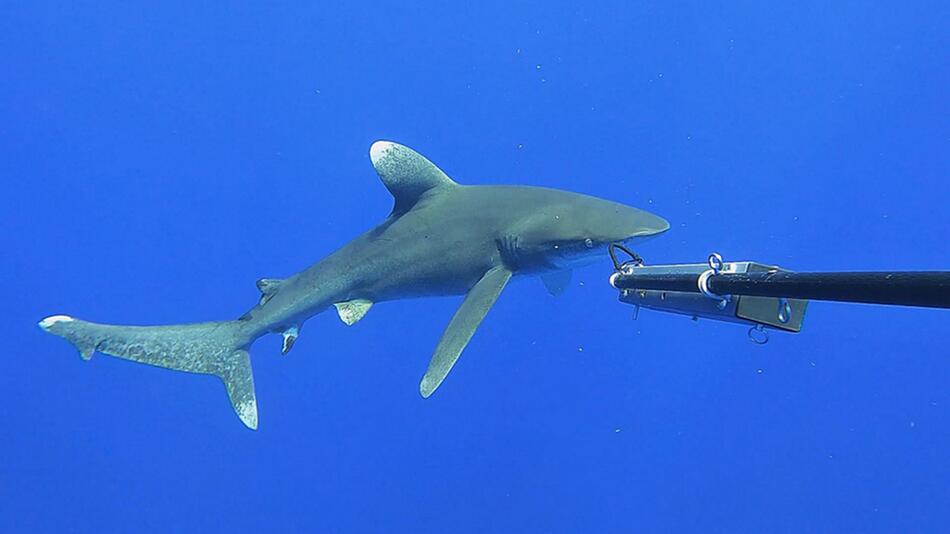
[540,270,572,296]
[420,266,512,398]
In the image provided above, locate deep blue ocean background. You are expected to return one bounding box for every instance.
[3,2,948,532]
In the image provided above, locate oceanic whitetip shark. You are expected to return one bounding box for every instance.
[39,141,669,429]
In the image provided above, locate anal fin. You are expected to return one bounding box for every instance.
[281,326,299,355]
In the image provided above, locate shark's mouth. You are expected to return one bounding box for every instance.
[624,226,669,247]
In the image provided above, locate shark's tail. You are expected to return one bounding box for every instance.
[38,314,258,429]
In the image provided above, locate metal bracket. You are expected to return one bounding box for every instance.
[613,254,808,335]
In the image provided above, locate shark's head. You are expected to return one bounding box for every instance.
[509,189,670,271]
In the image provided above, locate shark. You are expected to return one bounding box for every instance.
[38,141,669,429]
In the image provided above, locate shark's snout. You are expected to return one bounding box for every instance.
[637,212,670,237]
[616,207,670,243]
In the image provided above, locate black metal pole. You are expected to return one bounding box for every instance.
[612,271,950,309]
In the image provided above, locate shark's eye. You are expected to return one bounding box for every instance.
[584,238,594,249]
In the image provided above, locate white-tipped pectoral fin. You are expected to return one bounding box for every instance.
[420,266,512,398]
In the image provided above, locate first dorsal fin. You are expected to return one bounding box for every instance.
[369,141,457,214]
[256,278,283,305]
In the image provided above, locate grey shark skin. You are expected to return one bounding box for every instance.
[39,141,669,429]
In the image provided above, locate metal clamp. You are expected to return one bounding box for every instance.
[608,243,644,289]
[698,253,730,310]
[608,243,643,273]
[612,253,808,337]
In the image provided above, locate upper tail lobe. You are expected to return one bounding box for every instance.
[38,315,259,429]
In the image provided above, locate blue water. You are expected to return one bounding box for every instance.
[3,2,948,532]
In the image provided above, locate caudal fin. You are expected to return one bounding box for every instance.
[38,315,259,430]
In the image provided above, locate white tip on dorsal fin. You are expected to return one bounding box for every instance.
[369,141,457,214]
[334,299,373,326]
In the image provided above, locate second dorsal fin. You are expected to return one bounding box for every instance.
[256,278,283,305]
[369,141,457,215]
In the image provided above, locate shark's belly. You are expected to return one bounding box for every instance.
[360,250,493,302]
[349,233,498,303]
